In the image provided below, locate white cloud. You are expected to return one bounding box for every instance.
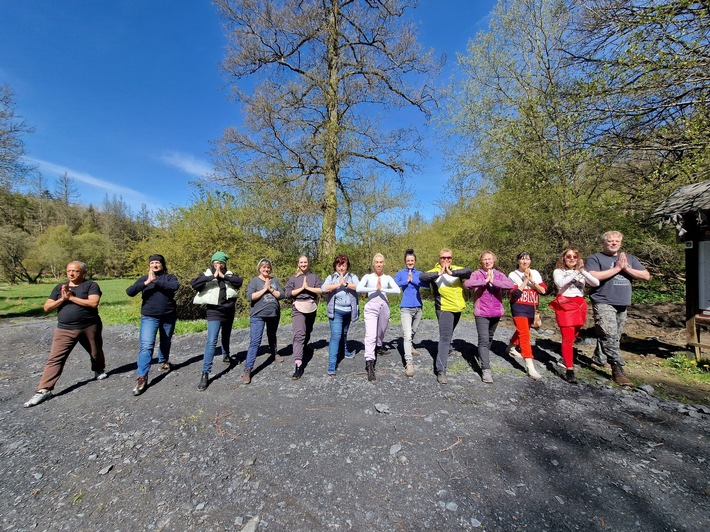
[27,157,151,203]
[160,150,212,177]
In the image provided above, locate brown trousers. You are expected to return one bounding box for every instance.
[38,321,105,391]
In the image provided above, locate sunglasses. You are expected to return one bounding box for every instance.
[565,254,578,259]
[439,256,453,260]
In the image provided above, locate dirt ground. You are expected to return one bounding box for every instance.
[1,304,708,531]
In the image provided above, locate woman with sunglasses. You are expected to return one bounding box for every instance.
[550,248,599,383]
[419,249,472,384]
[242,258,284,384]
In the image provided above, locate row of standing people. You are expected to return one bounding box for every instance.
[23,230,648,406]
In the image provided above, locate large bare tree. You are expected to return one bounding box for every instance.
[0,85,33,192]
[212,0,439,259]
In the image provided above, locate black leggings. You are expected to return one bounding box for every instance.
[435,310,461,373]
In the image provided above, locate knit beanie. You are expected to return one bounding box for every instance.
[211,251,229,264]
[148,254,167,270]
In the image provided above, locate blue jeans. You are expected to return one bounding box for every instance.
[245,315,279,370]
[202,319,233,373]
[328,309,352,373]
[137,315,176,377]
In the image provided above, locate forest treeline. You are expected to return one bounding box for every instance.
[1,0,705,315]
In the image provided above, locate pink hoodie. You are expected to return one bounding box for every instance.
[464,269,516,318]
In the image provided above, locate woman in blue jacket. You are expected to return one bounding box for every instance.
[394,249,427,377]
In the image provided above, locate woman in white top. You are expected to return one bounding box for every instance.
[550,248,600,383]
[356,253,401,383]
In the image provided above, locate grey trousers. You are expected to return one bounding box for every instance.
[400,307,422,362]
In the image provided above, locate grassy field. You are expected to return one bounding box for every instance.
[0,279,451,334]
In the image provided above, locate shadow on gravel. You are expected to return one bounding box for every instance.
[52,375,99,398]
[484,410,695,531]
[619,336,681,360]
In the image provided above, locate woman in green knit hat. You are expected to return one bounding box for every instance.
[190,252,243,391]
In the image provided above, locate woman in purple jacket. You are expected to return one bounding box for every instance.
[464,251,515,383]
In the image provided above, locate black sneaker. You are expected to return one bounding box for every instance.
[375,346,388,356]
[564,370,578,384]
[292,365,304,380]
[222,354,232,364]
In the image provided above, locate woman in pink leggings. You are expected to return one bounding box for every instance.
[356,253,400,383]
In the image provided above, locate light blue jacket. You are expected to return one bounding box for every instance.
[322,272,360,321]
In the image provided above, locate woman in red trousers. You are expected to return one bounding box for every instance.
[550,248,600,383]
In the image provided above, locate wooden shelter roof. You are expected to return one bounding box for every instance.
[653,180,710,217]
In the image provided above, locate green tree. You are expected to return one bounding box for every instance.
[27,225,73,279]
[0,226,34,283]
[130,191,282,319]
[567,0,710,215]
[445,0,608,261]
[441,0,684,280]
[212,0,439,260]
[74,232,114,277]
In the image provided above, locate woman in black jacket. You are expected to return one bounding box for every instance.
[126,254,179,396]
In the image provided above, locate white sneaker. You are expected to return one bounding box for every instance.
[507,344,522,359]
[482,369,493,383]
[94,371,108,380]
[405,362,414,377]
[525,359,542,380]
[24,390,52,408]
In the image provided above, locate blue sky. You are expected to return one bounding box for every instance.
[0,1,495,218]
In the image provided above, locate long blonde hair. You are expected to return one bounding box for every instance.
[294,255,309,276]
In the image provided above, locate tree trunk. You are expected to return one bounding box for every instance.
[320,0,341,261]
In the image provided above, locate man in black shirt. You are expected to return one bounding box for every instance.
[24,261,107,407]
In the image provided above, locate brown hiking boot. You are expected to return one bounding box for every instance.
[611,364,633,387]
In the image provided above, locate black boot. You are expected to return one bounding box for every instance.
[564,369,578,384]
[366,360,376,383]
[197,372,209,391]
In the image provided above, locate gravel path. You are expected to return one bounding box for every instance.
[1,317,709,531]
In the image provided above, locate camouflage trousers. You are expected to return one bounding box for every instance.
[592,303,627,367]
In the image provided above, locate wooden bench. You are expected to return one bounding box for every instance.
[687,313,710,361]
